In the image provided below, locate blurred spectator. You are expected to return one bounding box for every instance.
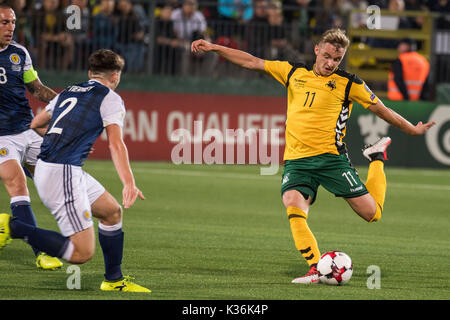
[171,0,208,42]
[154,4,182,75]
[115,0,146,73]
[10,0,34,48]
[388,38,430,100]
[165,0,180,9]
[216,0,253,38]
[9,0,36,64]
[386,0,411,29]
[404,0,427,29]
[130,0,150,34]
[66,0,91,70]
[367,0,412,48]
[33,0,74,70]
[428,0,450,29]
[311,0,344,33]
[217,0,253,22]
[341,0,369,28]
[92,0,117,51]
[171,0,210,75]
[282,0,314,58]
[267,0,288,59]
[246,0,270,57]
[295,0,312,36]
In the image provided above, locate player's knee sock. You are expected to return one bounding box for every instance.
[286,206,320,266]
[365,160,386,222]
[98,221,124,281]
[9,218,71,259]
[10,196,40,256]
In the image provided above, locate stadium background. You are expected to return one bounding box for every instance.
[13,0,450,168]
[1,0,450,302]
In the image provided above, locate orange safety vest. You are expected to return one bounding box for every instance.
[387,51,429,101]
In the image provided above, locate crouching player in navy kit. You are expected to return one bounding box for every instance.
[0,3,63,270]
[0,49,150,292]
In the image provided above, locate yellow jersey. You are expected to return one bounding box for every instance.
[264,60,378,160]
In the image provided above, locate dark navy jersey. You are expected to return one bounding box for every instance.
[38,80,125,166]
[0,41,38,136]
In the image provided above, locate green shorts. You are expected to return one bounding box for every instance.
[281,153,368,205]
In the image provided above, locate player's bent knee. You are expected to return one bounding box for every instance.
[107,204,122,225]
[70,245,95,264]
[282,190,310,209]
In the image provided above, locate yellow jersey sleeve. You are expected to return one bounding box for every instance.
[349,79,378,109]
[264,60,293,87]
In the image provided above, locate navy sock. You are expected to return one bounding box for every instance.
[98,227,124,281]
[10,200,40,256]
[10,218,70,258]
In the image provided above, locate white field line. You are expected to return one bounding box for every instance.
[93,166,450,191]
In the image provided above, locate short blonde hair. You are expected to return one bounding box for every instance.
[318,28,350,50]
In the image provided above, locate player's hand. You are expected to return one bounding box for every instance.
[191,39,215,54]
[122,184,145,209]
[410,121,436,135]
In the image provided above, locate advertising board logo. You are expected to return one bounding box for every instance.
[425,105,450,166]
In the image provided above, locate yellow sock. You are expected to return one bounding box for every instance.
[286,206,320,266]
[365,160,386,222]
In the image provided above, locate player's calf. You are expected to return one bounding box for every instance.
[0,160,29,197]
[345,193,378,222]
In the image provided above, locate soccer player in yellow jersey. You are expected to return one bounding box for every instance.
[191,29,435,284]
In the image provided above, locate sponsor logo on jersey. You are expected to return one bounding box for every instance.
[350,185,363,192]
[282,173,290,185]
[9,54,21,65]
[293,78,307,88]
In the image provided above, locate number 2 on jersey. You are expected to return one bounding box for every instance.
[47,97,78,135]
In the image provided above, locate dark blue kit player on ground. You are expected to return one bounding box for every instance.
[0,48,150,292]
[0,3,63,270]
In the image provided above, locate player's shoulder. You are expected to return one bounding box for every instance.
[287,61,312,71]
[265,60,311,74]
[334,68,364,85]
[100,86,125,109]
[7,41,31,56]
[105,86,123,102]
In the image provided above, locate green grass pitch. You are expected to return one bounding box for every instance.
[0,160,449,300]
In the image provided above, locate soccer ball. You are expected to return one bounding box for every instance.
[317,250,353,285]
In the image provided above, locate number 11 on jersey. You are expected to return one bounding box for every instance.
[304,91,316,108]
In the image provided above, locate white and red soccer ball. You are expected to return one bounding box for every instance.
[317,250,353,285]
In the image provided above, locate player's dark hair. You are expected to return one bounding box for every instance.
[88,49,125,75]
[0,3,13,10]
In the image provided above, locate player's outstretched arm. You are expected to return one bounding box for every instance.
[25,78,57,103]
[368,99,435,136]
[106,124,145,209]
[30,108,52,137]
[191,39,266,72]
